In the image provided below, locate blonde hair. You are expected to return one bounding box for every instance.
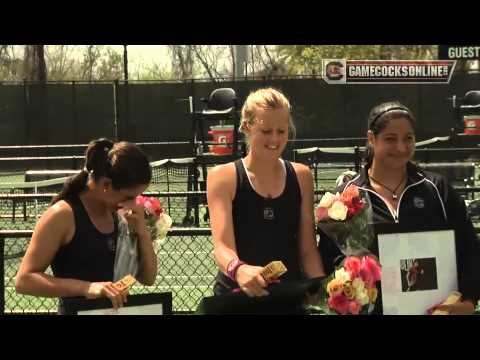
[239,87,296,138]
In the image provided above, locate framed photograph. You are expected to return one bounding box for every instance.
[375,224,458,315]
[62,292,172,315]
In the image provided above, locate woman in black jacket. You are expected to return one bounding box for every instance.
[318,101,480,315]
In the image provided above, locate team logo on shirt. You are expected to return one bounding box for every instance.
[107,237,116,252]
[263,207,274,220]
[413,197,425,209]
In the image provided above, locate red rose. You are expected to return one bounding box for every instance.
[346,197,365,218]
[340,185,360,207]
[344,256,362,279]
[328,293,350,315]
[348,300,362,315]
[360,256,381,287]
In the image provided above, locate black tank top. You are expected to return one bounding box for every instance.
[51,194,118,283]
[214,159,303,294]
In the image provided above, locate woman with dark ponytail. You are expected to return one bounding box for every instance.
[15,138,157,313]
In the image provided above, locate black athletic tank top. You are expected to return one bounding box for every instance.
[214,159,303,294]
[51,194,118,283]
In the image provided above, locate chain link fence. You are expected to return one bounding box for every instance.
[1,228,215,314]
[0,192,209,232]
[1,150,478,314]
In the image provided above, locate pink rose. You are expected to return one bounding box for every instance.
[344,256,362,279]
[315,206,329,222]
[348,300,362,315]
[328,293,349,315]
[362,256,381,283]
[359,267,373,288]
[136,195,148,206]
[137,196,163,219]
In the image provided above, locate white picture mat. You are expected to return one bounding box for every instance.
[78,303,163,315]
[378,229,457,315]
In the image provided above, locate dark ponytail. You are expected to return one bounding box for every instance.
[51,138,150,205]
[51,170,89,205]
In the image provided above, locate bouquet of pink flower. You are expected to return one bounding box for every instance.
[136,195,172,242]
[324,255,381,315]
[315,185,374,256]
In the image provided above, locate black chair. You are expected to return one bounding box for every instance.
[200,88,238,115]
[192,88,243,224]
[462,90,480,108]
[193,87,241,156]
[452,90,480,134]
[458,90,480,134]
[467,199,480,221]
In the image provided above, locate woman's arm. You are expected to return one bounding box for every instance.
[207,164,268,296]
[134,229,157,286]
[124,204,158,285]
[16,202,92,298]
[16,202,127,309]
[293,163,325,278]
[441,179,480,313]
[207,164,238,274]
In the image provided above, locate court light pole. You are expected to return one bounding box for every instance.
[234,45,247,79]
[123,45,129,82]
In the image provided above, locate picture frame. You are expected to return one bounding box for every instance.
[62,292,172,315]
[375,224,458,315]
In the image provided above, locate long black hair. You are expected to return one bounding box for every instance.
[364,101,417,169]
[51,138,152,205]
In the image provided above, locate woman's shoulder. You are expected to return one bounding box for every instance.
[34,200,75,235]
[289,161,312,178]
[207,162,237,197]
[208,162,237,179]
[47,200,75,220]
[413,166,450,190]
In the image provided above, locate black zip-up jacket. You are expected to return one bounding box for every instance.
[318,162,480,304]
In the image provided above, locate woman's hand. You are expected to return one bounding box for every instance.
[123,204,148,237]
[85,282,128,309]
[431,300,476,315]
[235,264,269,297]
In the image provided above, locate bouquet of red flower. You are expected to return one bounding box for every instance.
[135,195,172,242]
[324,255,381,314]
[315,185,374,256]
[309,185,381,315]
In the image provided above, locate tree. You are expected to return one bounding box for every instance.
[249,45,287,77]
[191,45,234,80]
[45,45,76,80]
[229,45,235,79]
[23,45,47,82]
[168,45,196,79]
[96,47,123,80]
[80,45,104,81]
[0,45,23,80]
[134,62,173,80]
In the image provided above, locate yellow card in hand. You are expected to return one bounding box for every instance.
[113,275,137,293]
[261,261,287,281]
[432,291,462,315]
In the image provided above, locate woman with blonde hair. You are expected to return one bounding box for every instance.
[207,87,325,300]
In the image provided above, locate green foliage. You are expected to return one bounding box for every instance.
[96,47,123,80]
[133,63,173,80]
